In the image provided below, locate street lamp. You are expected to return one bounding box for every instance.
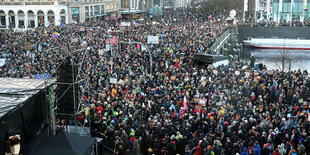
[66,25,113,74]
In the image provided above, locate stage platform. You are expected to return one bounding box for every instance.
[0,77,55,154]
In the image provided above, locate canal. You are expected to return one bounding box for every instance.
[241,47,310,72]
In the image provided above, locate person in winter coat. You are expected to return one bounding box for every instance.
[254,143,261,155]
[213,140,222,155]
[261,144,272,155]
[277,144,286,155]
[271,148,281,155]
[297,143,306,155]
[166,139,176,155]
[240,147,249,155]
[205,145,214,155]
[195,141,202,155]
[132,139,141,155]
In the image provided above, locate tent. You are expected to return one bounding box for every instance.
[30,131,96,155]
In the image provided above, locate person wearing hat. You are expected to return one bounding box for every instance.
[205,145,214,155]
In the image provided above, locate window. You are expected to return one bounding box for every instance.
[101,5,105,14]
[85,6,89,17]
[94,5,99,15]
[106,4,110,10]
[19,0,23,2]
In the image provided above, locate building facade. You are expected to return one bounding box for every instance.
[272,0,310,23]
[255,0,310,23]
[0,1,68,29]
[0,0,119,29]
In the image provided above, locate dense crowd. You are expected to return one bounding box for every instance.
[1,8,310,155]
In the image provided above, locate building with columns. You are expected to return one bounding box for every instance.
[0,1,68,29]
[0,0,120,29]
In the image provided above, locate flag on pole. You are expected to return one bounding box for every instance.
[304,0,308,10]
[180,96,188,117]
[292,0,295,11]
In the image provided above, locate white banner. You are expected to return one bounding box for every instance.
[121,22,131,27]
[244,0,248,12]
[255,0,260,12]
[279,0,283,12]
[0,59,5,66]
[147,35,159,44]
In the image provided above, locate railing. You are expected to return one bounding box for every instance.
[25,2,54,5]
[210,27,238,54]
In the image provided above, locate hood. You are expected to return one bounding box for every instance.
[243,147,248,152]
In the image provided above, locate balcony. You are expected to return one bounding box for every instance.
[25,2,54,5]
[0,2,24,5]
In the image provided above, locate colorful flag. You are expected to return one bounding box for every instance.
[61,22,65,27]
[304,0,308,10]
[292,0,295,11]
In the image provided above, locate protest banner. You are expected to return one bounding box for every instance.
[147,35,159,44]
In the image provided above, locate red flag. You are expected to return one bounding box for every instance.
[116,21,119,27]
[180,96,187,117]
[112,37,117,45]
[117,14,121,18]
[137,44,141,49]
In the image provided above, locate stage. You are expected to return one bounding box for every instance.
[0,77,55,154]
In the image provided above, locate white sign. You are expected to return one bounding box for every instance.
[110,78,118,84]
[147,35,159,44]
[199,99,206,105]
[121,22,131,27]
[235,71,240,76]
[0,59,5,66]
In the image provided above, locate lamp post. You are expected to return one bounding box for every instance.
[67,25,113,75]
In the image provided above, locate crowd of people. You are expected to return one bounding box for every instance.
[1,7,310,155]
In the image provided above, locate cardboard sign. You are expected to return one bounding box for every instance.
[216,101,222,106]
[202,81,206,86]
[24,43,32,51]
[118,79,125,86]
[170,76,176,80]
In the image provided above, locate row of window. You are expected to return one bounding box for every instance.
[1,0,117,3]
[84,3,117,16]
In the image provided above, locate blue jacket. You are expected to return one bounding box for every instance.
[254,144,261,155]
[240,147,249,155]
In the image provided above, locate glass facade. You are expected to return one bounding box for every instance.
[273,0,310,22]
